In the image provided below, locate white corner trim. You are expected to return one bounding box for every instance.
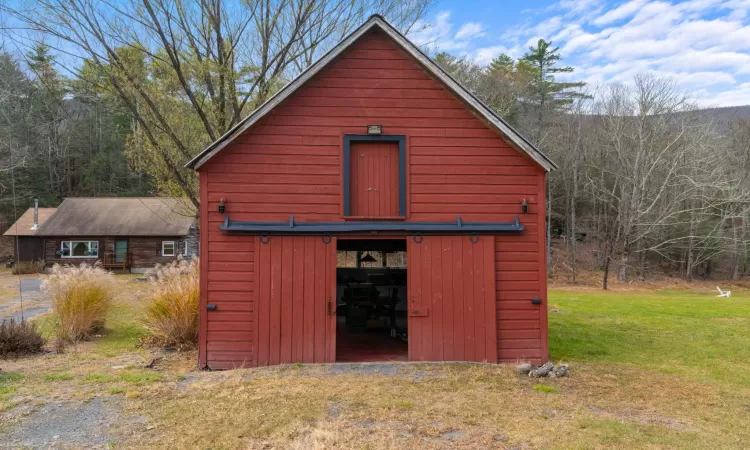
[186,15,556,172]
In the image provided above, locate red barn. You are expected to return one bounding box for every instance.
[187,15,556,369]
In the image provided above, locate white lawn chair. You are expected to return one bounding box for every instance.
[716,286,731,298]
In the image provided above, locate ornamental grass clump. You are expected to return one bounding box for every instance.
[43,262,113,345]
[143,257,199,348]
[0,319,46,357]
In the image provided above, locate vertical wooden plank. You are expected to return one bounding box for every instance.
[430,237,443,361]
[280,237,293,364]
[473,237,486,361]
[453,237,465,361]
[255,238,269,366]
[302,237,316,363]
[314,237,327,362]
[269,237,283,366]
[198,172,209,368]
[407,238,421,361]
[483,237,498,363]
[292,237,305,363]
[442,236,455,361]
[421,237,433,360]
[463,237,476,361]
[326,237,337,362]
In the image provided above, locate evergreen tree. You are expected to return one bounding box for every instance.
[521,39,588,145]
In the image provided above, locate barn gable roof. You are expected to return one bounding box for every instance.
[186,15,557,172]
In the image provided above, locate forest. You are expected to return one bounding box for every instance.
[0,0,748,286]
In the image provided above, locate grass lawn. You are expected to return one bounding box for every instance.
[1,278,749,449]
[549,288,750,387]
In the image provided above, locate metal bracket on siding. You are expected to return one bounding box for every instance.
[469,233,480,243]
[322,233,332,245]
[412,232,424,244]
[259,233,270,244]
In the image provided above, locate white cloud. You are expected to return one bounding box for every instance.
[592,0,646,26]
[411,1,750,106]
[455,22,485,39]
[408,12,488,53]
[473,45,515,65]
[696,82,750,106]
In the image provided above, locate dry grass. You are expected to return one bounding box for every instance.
[11,259,45,275]
[1,278,749,449]
[116,363,750,449]
[142,258,199,347]
[43,263,114,345]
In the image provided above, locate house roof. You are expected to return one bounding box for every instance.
[37,198,196,237]
[3,207,57,236]
[186,15,557,172]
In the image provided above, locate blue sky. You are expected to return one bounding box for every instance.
[407,0,750,107]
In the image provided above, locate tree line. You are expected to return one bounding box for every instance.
[1,1,748,285]
[436,42,750,286]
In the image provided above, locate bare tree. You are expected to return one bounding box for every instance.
[4,0,432,206]
[585,74,727,287]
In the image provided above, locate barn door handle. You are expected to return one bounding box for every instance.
[327,297,334,316]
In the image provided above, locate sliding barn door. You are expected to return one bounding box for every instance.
[407,236,497,363]
[254,236,336,366]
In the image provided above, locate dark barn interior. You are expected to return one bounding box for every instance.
[336,238,408,362]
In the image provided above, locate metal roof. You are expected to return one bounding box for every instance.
[36,198,196,237]
[186,15,557,172]
[3,208,57,236]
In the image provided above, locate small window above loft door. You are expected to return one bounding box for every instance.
[344,135,406,219]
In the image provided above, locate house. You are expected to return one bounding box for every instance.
[34,197,197,273]
[3,200,57,263]
[186,15,556,369]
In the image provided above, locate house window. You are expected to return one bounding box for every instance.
[162,241,175,257]
[60,241,99,258]
[183,242,189,257]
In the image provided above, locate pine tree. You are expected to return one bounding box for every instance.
[521,39,588,145]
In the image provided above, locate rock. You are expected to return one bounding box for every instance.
[551,364,570,378]
[529,362,554,378]
[516,363,532,375]
[144,357,163,369]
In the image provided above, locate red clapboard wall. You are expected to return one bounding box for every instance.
[198,27,548,369]
[350,141,400,217]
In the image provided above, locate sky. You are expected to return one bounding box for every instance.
[406,0,750,107]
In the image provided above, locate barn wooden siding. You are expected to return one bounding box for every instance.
[199,28,547,368]
[349,141,400,217]
[408,236,497,362]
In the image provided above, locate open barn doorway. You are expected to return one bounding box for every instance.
[336,238,408,362]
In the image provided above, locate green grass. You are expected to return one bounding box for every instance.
[119,371,164,385]
[82,373,118,383]
[549,288,750,387]
[533,384,558,393]
[96,302,148,356]
[44,373,74,382]
[0,372,24,404]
